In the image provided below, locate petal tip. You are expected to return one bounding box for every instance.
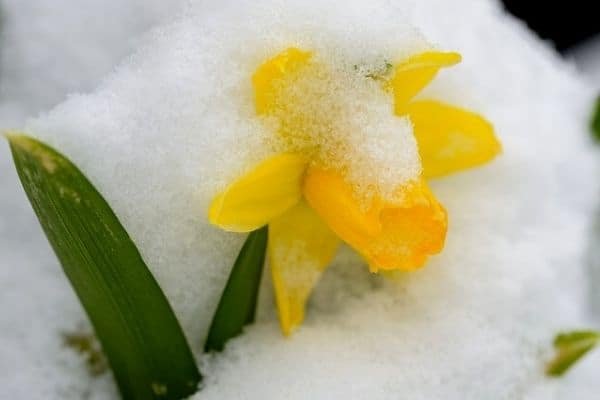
[207,193,224,225]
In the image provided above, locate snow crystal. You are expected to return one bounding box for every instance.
[265,57,422,204]
[22,0,436,343]
[1,0,599,399]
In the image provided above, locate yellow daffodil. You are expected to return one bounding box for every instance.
[208,47,501,335]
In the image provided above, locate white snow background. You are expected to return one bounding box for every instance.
[1,0,599,399]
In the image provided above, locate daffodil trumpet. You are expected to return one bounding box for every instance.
[208,47,501,336]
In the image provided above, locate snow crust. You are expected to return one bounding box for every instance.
[1,0,599,398]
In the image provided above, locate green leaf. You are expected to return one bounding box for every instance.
[592,95,600,142]
[546,330,600,377]
[205,227,268,352]
[6,134,201,399]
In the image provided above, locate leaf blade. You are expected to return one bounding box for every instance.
[546,330,600,377]
[592,95,600,142]
[204,227,268,352]
[7,134,201,399]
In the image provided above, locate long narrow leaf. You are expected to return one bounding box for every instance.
[205,227,268,352]
[7,134,201,399]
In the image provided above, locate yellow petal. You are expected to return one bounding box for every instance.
[208,154,307,232]
[304,168,446,272]
[252,47,312,115]
[391,51,461,114]
[269,201,340,336]
[303,168,383,246]
[407,100,501,178]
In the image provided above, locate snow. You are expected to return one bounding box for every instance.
[264,58,422,204]
[0,0,184,398]
[1,0,599,399]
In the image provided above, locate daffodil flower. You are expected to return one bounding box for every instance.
[208,47,501,335]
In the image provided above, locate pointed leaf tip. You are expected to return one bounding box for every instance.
[4,131,29,145]
[205,227,268,352]
[546,330,600,377]
[8,135,202,399]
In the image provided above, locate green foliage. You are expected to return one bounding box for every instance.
[7,134,201,399]
[592,95,600,142]
[205,227,268,352]
[546,330,600,377]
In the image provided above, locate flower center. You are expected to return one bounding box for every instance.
[255,50,423,208]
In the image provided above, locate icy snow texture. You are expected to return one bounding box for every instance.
[25,0,439,343]
[1,0,600,399]
[265,59,422,203]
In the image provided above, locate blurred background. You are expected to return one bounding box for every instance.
[502,0,599,86]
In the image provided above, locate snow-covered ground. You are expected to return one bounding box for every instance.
[1,1,599,399]
[0,1,186,398]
